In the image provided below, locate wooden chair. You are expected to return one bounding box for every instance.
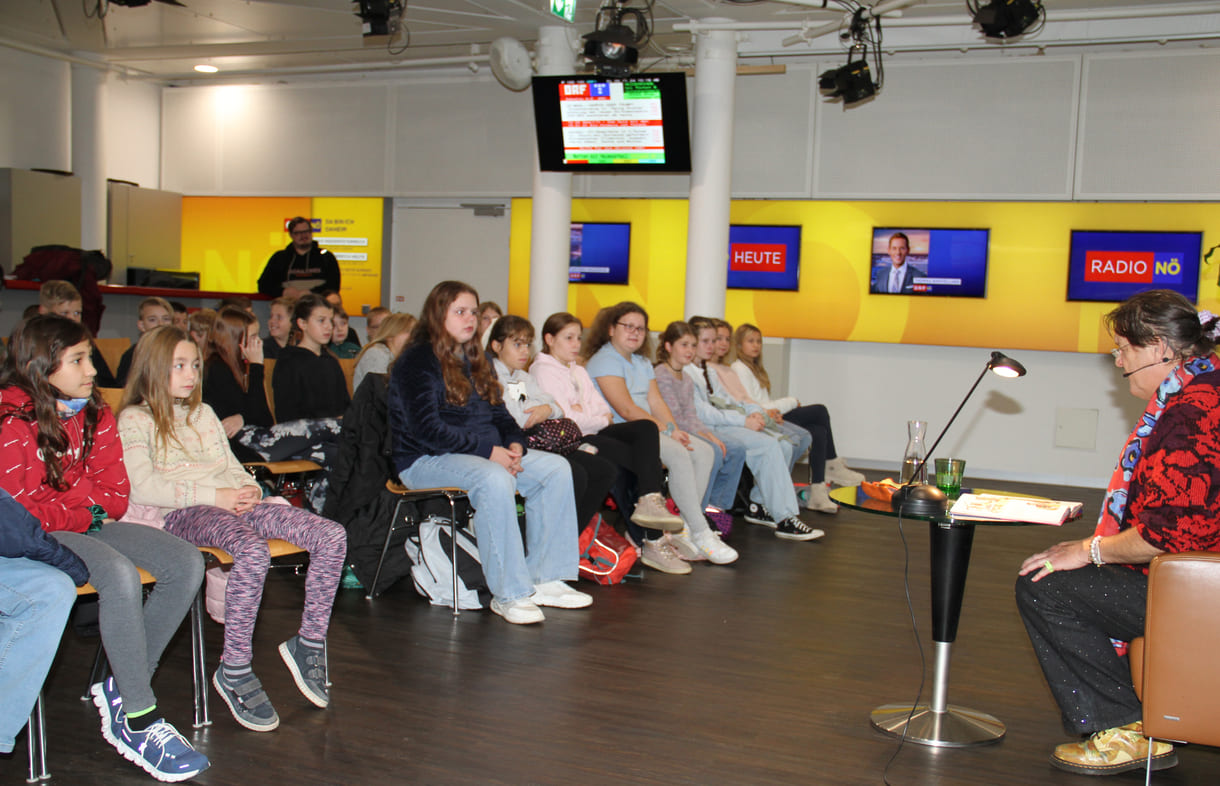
[337,357,357,396]
[94,337,131,378]
[374,481,469,611]
[97,386,124,412]
[1129,551,1220,782]
[262,358,277,421]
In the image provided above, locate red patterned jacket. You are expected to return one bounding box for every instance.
[0,387,129,533]
[1124,368,1220,557]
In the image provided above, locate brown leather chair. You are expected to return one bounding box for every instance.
[1129,550,1220,779]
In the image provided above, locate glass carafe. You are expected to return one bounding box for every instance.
[900,419,928,484]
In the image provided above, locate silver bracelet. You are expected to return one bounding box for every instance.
[1089,534,1105,567]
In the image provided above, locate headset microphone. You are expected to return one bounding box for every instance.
[1122,357,1170,378]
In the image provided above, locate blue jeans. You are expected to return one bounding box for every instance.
[775,421,812,472]
[714,426,802,521]
[401,451,579,603]
[698,435,746,511]
[0,557,76,753]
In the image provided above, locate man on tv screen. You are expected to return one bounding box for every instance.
[871,232,925,294]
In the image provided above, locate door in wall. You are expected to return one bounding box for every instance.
[389,199,511,315]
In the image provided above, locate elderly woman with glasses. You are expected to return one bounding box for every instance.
[1015,290,1220,777]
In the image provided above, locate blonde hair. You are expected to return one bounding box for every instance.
[732,323,770,392]
[39,280,81,309]
[354,312,417,367]
[138,296,173,320]
[120,326,202,459]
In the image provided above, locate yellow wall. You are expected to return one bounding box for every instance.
[181,196,383,312]
[508,198,1219,353]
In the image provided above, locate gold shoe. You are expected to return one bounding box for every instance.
[1050,721,1177,776]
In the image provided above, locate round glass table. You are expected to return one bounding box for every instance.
[831,485,1037,748]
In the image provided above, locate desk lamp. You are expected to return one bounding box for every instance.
[891,351,1027,515]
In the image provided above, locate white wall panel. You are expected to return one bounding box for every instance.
[221,84,390,195]
[814,56,1080,200]
[788,338,1141,488]
[105,76,161,188]
[732,67,815,198]
[0,48,71,172]
[161,88,222,194]
[1076,51,1220,200]
[390,78,534,197]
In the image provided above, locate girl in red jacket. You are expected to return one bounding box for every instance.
[0,315,208,783]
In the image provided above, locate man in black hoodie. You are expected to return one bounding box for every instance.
[258,216,341,298]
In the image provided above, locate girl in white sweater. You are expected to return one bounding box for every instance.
[118,326,346,734]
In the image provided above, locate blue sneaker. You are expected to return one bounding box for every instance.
[90,676,124,739]
[112,718,211,782]
[93,678,210,781]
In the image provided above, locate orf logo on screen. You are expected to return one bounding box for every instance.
[730,243,786,272]
[1084,251,1154,284]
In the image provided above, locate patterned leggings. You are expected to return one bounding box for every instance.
[163,502,346,666]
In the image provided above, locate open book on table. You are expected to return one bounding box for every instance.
[949,493,1083,525]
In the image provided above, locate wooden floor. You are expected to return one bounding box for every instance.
[7,475,1219,785]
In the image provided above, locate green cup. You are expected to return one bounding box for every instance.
[934,458,965,500]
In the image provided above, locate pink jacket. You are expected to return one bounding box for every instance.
[529,352,614,436]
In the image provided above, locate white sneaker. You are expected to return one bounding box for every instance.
[693,530,739,565]
[490,597,546,624]
[824,457,866,487]
[803,482,840,514]
[531,581,593,609]
[630,493,685,531]
[640,537,692,575]
[667,528,706,562]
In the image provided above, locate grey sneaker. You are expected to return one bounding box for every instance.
[212,667,279,732]
[278,636,329,708]
[640,537,692,574]
[630,493,684,531]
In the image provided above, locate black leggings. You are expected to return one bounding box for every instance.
[565,449,619,531]
[581,420,667,542]
[781,404,837,482]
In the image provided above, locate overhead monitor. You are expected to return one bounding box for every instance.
[532,73,692,173]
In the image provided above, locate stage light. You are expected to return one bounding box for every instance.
[818,59,876,106]
[968,0,1045,39]
[582,3,650,77]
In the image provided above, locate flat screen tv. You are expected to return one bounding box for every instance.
[570,222,630,284]
[726,225,802,291]
[532,73,692,173]
[1066,230,1202,303]
[869,227,990,298]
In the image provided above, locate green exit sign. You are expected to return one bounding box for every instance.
[550,0,575,23]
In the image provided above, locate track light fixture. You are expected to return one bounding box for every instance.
[582,2,652,77]
[967,0,1045,39]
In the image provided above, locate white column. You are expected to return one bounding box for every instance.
[528,26,576,330]
[684,20,738,319]
[71,65,107,253]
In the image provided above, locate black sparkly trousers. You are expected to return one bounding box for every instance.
[1015,564,1148,736]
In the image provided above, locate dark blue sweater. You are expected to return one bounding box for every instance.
[0,487,89,586]
[388,341,526,476]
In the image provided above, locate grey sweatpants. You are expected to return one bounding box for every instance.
[52,523,204,715]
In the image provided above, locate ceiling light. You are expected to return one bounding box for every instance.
[193,64,218,73]
[968,0,1045,39]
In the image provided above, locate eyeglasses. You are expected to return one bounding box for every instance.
[616,322,647,335]
[1110,342,1133,359]
[290,228,313,236]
